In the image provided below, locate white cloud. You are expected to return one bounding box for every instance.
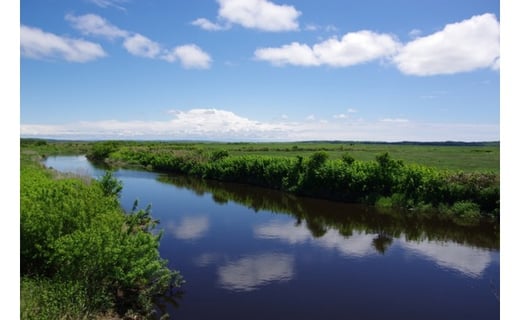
[162,44,212,69]
[255,13,499,76]
[194,0,301,32]
[408,28,422,39]
[64,14,212,68]
[255,42,319,66]
[123,33,161,58]
[20,25,106,62]
[393,13,500,76]
[380,118,409,123]
[305,24,319,31]
[65,13,128,39]
[255,31,401,67]
[20,108,499,141]
[191,18,230,31]
[304,24,338,33]
[313,31,401,67]
[87,0,128,10]
[217,253,294,291]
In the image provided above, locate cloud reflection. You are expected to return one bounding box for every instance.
[255,221,376,257]
[167,216,209,240]
[400,240,493,278]
[217,253,294,292]
[193,252,221,267]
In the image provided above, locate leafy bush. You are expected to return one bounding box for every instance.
[210,149,230,162]
[87,141,120,160]
[449,201,482,226]
[20,160,183,318]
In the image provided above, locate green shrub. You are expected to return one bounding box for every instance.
[20,160,183,318]
[210,150,230,162]
[450,201,481,226]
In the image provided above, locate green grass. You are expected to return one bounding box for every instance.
[22,139,499,173]
[117,141,499,173]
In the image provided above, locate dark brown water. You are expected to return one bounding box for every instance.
[45,156,500,320]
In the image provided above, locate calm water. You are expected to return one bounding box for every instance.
[45,156,500,320]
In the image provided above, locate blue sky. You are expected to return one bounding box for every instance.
[19,0,501,141]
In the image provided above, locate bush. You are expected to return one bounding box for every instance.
[450,201,482,226]
[87,141,120,160]
[20,161,183,318]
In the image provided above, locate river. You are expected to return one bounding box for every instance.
[45,155,500,320]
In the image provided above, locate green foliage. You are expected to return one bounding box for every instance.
[87,141,120,160]
[209,149,230,162]
[21,277,92,320]
[448,201,482,226]
[341,152,355,165]
[103,147,499,225]
[20,158,182,319]
[98,170,123,198]
[308,151,329,169]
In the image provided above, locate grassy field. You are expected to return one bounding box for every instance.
[23,139,499,173]
[218,142,499,173]
[79,140,497,173]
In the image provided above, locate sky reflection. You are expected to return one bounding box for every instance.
[167,216,209,240]
[217,253,294,292]
[255,220,495,277]
[399,239,493,278]
[255,220,376,257]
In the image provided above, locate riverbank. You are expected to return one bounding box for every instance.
[22,139,500,227]
[89,141,499,227]
[20,146,183,319]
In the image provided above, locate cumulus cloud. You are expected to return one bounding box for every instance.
[255,42,319,66]
[255,31,401,67]
[123,33,161,58]
[393,13,500,76]
[65,13,212,68]
[20,108,499,141]
[194,0,300,32]
[255,13,499,75]
[313,31,401,66]
[65,13,128,39]
[162,44,212,69]
[191,18,230,31]
[20,25,106,62]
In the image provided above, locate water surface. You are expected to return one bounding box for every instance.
[45,155,500,320]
